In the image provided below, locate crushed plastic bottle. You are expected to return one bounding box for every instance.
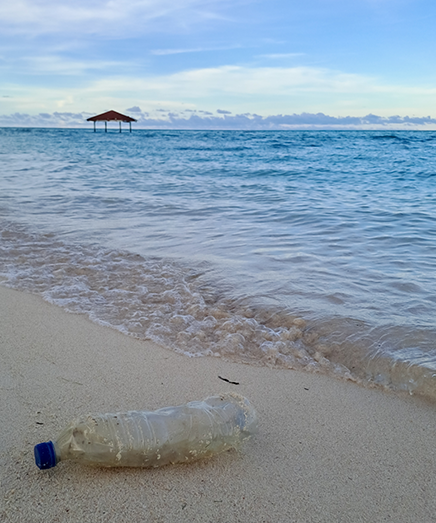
[34,393,257,469]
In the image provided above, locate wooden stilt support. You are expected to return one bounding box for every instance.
[94,121,96,132]
[119,121,122,133]
[105,121,107,133]
[129,122,132,132]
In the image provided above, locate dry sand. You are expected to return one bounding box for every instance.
[1,285,436,523]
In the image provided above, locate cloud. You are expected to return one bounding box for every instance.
[86,65,392,100]
[258,53,304,59]
[0,0,240,37]
[217,109,232,114]
[10,55,132,76]
[2,110,436,130]
[150,45,242,56]
[151,48,211,56]
[0,111,88,127]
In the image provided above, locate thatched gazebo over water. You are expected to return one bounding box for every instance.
[87,110,137,132]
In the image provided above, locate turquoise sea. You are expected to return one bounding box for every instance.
[1,128,435,399]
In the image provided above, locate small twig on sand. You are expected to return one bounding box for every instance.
[218,376,239,385]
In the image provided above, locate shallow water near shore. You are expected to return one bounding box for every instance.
[1,128,435,399]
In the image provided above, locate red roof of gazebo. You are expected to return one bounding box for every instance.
[87,110,137,122]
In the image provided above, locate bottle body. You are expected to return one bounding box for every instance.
[35,393,257,469]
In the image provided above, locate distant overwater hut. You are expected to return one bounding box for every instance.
[87,110,137,132]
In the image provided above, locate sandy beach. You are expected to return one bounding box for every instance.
[1,284,435,523]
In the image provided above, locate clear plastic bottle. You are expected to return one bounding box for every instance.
[34,393,257,469]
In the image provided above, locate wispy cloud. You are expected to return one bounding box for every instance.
[258,53,304,59]
[10,55,134,76]
[151,45,243,56]
[0,0,241,37]
[85,65,374,99]
[86,64,436,101]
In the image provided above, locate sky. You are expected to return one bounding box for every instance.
[1,0,436,129]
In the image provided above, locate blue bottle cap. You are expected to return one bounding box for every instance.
[34,441,57,469]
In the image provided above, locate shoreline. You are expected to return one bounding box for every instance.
[1,285,436,522]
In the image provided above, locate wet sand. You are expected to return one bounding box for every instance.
[1,285,435,523]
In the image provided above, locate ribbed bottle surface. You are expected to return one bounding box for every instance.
[53,393,257,467]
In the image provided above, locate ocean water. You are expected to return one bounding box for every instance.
[1,127,436,399]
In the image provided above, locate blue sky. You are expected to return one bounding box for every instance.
[1,0,436,129]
